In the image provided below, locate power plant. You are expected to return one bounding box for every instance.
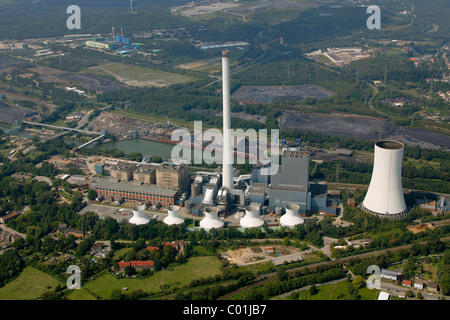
[361,140,408,219]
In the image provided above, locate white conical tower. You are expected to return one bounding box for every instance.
[164,205,184,226]
[200,206,224,231]
[240,204,265,228]
[129,205,150,225]
[280,203,304,227]
[362,140,408,219]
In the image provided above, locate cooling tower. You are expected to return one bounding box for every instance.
[222,50,233,191]
[361,140,408,219]
[164,205,185,226]
[280,203,304,227]
[200,206,224,231]
[129,205,150,225]
[240,204,265,228]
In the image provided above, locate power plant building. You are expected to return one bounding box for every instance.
[267,150,336,215]
[156,163,190,194]
[89,178,178,208]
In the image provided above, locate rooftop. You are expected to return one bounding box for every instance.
[90,178,178,196]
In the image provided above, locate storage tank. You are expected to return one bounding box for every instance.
[163,205,185,226]
[280,203,304,227]
[129,205,150,225]
[200,206,224,231]
[361,140,408,219]
[240,204,265,228]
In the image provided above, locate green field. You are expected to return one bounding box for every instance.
[82,62,195,88]
[284,280,380,300]
[0,266,63,300]
[77,256,222,299]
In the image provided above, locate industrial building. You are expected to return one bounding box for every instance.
[156,162,190,194]
[89,178,178,208]
[361,140,409,219]
[268,149,337,215]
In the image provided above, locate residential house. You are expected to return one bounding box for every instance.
[414,278,426,290]
[381,269,402,282]
[427,281,439,293]
[402,279,412,287]
[117,261,154,271]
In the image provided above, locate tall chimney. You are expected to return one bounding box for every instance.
[222,50,233,190]
[112,26,115,41]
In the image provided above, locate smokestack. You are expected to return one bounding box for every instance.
[121,27,124,43]
[112,26,115,41]
[222,50,233,190]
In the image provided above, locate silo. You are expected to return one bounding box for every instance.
[361,140,408,219]
[164,205,185,226]
[280,203,304,227]
[200,206,224,231]
[129,205,150,225]
[184,200,193,214]
[240,204,265,228]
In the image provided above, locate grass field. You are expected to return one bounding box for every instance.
[286,280,380,300]
[82,62,196,87]
[0,266,63,300]
[78,256,222,299]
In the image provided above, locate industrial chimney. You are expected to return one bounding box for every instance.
[222,50,233,191]
[164,205,184,226]
[361,140,408,219]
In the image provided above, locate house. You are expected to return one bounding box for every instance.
[0,211,21,224]
[381,269,402,282]
[146,246,160,252]
[402,279,412,287]
[117,261,154,271]
[427,281,439,293]
[414,278,426,290]
[90,243,103,256]
[67,228,85,238]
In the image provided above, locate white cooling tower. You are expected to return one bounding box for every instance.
[240,204,265,228]
[222,50,233,191]
[280,203,304,227]
[200,206,224,231]
[129,205,150,225]
[361,140,408,219]
[164,205,185,226]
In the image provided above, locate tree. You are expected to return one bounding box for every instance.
[309,284,318,296]
[352,275,366,289]
[87,189,97,201]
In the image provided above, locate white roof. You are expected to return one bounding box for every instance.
[378,292,390,300]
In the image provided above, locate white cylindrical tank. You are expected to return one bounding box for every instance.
[280,203,304,227]
[129,205,150,225]
[240,204,265,228]
[164,205,185,226]
[200,206,224,231]
[362,140,408,219]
